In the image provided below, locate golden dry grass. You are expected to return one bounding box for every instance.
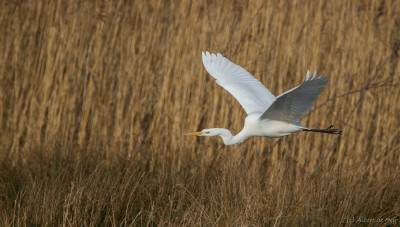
[1,0,400,226]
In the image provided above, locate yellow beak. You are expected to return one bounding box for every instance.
[184,131,203,136]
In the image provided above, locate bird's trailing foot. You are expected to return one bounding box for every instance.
[306,125,342,134]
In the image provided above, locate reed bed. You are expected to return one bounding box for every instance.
[1,0,400,225]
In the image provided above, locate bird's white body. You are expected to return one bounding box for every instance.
[244,114,305,138]
[209,114,305,145]
[186,51,340,145]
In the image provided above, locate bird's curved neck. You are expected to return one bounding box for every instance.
[219,129,250,145]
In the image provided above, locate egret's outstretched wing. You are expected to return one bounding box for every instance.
[261,70,328,123]
[202,51,275,115]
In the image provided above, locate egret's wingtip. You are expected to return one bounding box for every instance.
[312,70,317,79]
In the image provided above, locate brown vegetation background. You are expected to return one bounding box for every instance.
[1,0,400,225]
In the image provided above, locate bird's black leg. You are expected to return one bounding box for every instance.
[305,125,342,134]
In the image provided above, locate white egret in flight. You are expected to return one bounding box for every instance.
[186,51,341,145]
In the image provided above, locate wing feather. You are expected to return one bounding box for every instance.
[261,70,328,123]
[202,51,275,115]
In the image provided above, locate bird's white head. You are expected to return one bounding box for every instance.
[185,128,230,137]
[185,128,242,145]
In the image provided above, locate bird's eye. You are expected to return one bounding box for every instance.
[204,131,210,134]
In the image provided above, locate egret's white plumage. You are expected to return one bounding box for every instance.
[202,52,275,114]
[186,51,341,145]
